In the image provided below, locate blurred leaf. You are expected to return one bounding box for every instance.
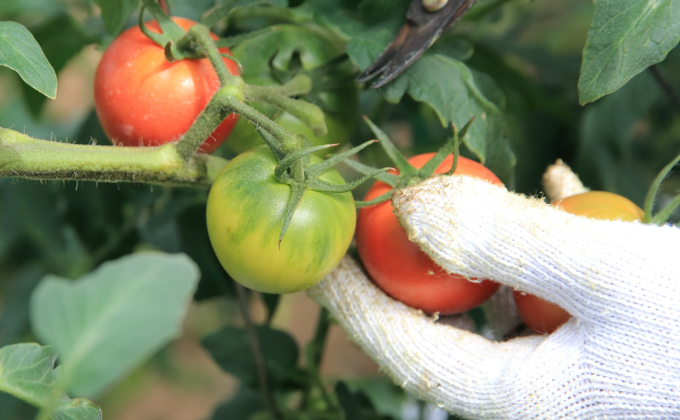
[21,14,96,118]
[235,0,287,6]
[357,0,410,25]
[0,392,37,420]
[0,0,65,22]
[429,36,474,62]
[30,253,200,398]
[576,71,660,200]
[93,0,137,36]
[136,192,184,253]
[348,28,516,181]
[0,343,101,419]
[0,266,44,347]
[202,325,302,389]
[211,386,264,420]
[336,382,364,420]
[177,205,236,301]
[295,0,367,40]
[346,378,404,420]
[579,0,680,104]
[261,293,280,323]
[0,183,21,260]
[336,381,394,420]
[0,21,57,99]
[7,181,91,279]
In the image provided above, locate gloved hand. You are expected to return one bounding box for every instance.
[308,167,680,419]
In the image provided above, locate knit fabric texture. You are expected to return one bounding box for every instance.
[308,175,680,419]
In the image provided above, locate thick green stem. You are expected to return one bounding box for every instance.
[170,23,309,182]
[175,86,241,161]
[183,23,240,87]
[0,128,227,186]
[245,84,327,138]
[175,88,305,181]
[218,98,305,181]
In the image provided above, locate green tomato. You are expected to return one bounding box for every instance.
[206,146,356,294]
[224,24,358,154]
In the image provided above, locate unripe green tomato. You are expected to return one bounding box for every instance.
[514,191,644,334]
[206,146,356,294]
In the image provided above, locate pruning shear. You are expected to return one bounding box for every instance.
[356,0,476,89]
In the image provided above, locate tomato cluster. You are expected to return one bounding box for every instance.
[93,15,646,326]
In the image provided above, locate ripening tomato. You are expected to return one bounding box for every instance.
[94,17,241,154]
[356,154,503,314]
[206,146,356,294]
[514,191,644,334]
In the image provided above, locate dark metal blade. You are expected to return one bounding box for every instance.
[356,0,475,89]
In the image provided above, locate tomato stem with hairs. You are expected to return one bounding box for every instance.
[185,24,239,86]
[166,20,312,176]
[0,128,227,186]
[245,83,327,138]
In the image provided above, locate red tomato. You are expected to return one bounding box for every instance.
[94,17,241,154]
[514,191,644,334]
[356,154,503,314]
[512,291,571,335]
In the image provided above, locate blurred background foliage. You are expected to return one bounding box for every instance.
[0,0,679,419]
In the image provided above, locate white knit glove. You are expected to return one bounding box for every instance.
[308,174,680,419]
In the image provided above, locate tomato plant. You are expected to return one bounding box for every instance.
[94,17,241,154]
[514,191,644,334]
[223,24,358,155]
[206,146,356,294]
[356,153,503,314]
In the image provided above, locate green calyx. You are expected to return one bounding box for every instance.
[349,116,476,208]
[139,0,192,56]
[137,2,327,166]
[257,128,388,246]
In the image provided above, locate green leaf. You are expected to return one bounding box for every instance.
[579,0,680,104]
[93,0,138,36]
[0,343,101,419]
[0,21,57,99]
[0,267,44,347]
[295,0,368,41]
[202,325,302,389]
[30,253,200,398]
[21,14,96,117]
[348,28,515,181]
[211,386,264,420]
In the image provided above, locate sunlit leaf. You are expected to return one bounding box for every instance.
[30,253,200,397]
